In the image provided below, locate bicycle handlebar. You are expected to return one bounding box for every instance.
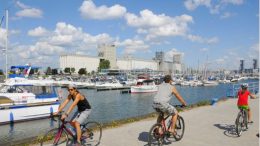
[50,111,64,122]
[173,104,186,108]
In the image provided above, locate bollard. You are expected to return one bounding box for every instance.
[50,106,53,115]
[211,98,218,106]
[9,112,14,124]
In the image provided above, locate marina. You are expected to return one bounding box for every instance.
[0,79,258,144]
[0,0,258,145]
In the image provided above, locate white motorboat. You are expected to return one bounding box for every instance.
[0,83,60,124]
[202,80,219,86]
[95,79,123,88]
[131,79,158,93]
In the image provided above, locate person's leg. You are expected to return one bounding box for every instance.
[164,103,178,134]
[157,114,163,123]
[170,112,178,134]
[75,121,82,143]
[73,109,91,143]
[248,107,253,123]
[69,121,81,143]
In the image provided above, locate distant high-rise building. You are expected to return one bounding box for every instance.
[98,44,117,69]
[173,53,181,64]
[253,59,258,69]
[239,60,244,73]
[155,51,164,61]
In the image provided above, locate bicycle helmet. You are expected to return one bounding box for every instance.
[68,84,77,90]
[241,83,248,89]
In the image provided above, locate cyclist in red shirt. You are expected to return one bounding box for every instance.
[237,83,256,123]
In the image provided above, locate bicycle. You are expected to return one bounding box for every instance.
[235,107,248,137]
[148,105,185,146]
[40,112,102,146]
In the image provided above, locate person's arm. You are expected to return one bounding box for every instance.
[172,86,187,106]
[249,93,257,99]
[57,96,71,113]
[65,94,82,116]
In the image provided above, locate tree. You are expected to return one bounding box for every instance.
[98,59,110,72]
[0,70,3,75]
[78,68,87,75]
[91,70,95,75]
[64,67,71,74]
[52,69,58,75]
[71,68,75,73]
[46,67,52,75]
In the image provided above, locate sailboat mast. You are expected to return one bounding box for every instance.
[5,9,8,79]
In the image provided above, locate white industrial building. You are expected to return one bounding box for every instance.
[60,55,100,73]
[60,47,183,73]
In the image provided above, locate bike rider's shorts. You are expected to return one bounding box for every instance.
[238,105,249,110]
[72,109,91,125]
[153,102,177,115]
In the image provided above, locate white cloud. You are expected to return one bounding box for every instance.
[28,27,49,37]
[125,10,194,40]
[184,0,245,15]
[221,0,244,5]
[165,49,184,62]
[184,0,211,11]
[248,43,259,60]
[220,12,234,19]
[200,48,209,52]
[125,9,173,27]
[16,1,30,9]
[117,39,149,54]
[186,34,219,44]
[0,22,120,68]
[15,1,43,18]
[79,0,127,20]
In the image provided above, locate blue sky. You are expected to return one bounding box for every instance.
[0,0,259,71]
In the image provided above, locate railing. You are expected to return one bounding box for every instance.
[226,82,259,97]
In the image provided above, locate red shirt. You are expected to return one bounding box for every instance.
[237,90,250,106]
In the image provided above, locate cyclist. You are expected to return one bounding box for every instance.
[55,84,91,145]
[153,75,187,135]
[237,83,256,123]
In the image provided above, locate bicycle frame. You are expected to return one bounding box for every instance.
[54,121,76,144]
[158,112,172,132]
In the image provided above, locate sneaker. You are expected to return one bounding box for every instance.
[248,121,254,124]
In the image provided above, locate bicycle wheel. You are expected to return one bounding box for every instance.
[40,128,69,146]
[235,113,243,137]
[81,121,102,146]
[174,116,185,141]
[148,123,164,146]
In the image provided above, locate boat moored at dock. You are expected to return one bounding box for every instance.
[130,79,158,93]
[0,83,60,125]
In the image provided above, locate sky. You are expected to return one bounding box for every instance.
[0,0,259,71]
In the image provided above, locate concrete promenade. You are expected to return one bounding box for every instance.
[40,98,259,146]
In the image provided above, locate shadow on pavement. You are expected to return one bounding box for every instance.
[214,124,238,138]
[138,131,177,146]
[138,132,149,142]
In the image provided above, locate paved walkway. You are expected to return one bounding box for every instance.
[41,98,259,146]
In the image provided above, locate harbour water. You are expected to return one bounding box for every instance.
[0,79,258,145]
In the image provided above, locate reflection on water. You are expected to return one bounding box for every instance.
[0,80,258,144]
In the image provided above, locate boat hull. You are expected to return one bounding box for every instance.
[130,86,158,93]
[0,102,59,125]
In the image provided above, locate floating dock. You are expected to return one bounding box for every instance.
[96,86,130,92]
